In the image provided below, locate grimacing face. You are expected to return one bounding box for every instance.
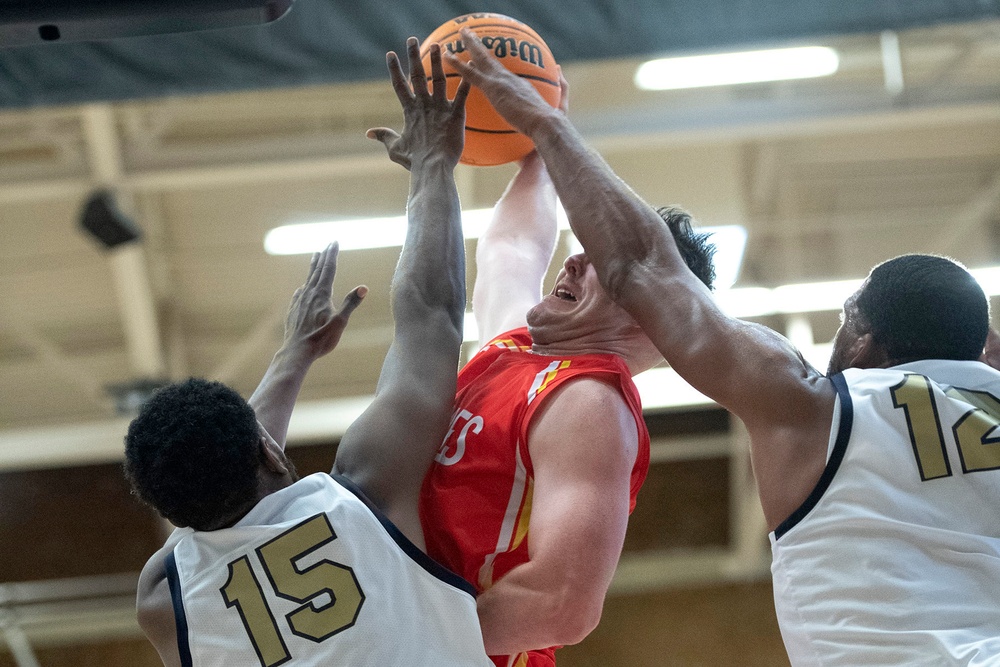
[526,253,647,348]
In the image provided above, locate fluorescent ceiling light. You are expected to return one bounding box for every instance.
[265,207,746,291]
[635,46,839,91]
[265,209,496,255]
[715,279,862,318]
[714,266,1000,319]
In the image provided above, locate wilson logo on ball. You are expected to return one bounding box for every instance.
[442,37,547,68]
[421,13,560,167]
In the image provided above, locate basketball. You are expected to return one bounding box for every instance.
[419,13,560,167]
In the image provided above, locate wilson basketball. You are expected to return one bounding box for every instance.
[420,13,560,167]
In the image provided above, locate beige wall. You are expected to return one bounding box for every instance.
[562,582,789,667]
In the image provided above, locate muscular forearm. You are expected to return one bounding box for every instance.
[479,154,557,260]
[528,113,689,304]
[472,153,558,341]
[476,561,603,655]
[248,346,313,449]
[392,156,465,331]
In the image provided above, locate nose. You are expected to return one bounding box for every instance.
[563,253,588,276]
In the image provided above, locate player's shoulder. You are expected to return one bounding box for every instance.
[535,377,636,435]
[137,529,184,600]
[136,531,185,667]
[549,375,628,404]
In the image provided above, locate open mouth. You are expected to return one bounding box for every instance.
[554,287,577,302]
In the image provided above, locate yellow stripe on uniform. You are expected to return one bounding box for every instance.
[510,479,533,552]
[526,360,571,405]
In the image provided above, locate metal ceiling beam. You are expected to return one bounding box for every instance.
[583,91,1000,151]
[81,104,166,381]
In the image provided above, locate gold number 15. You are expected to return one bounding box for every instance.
[220,514,365,667]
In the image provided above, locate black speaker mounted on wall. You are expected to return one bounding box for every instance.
[0,0,294,47]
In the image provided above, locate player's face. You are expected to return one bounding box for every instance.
[527,253,646,347]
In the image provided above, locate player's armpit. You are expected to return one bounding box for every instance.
[475,378,637,654]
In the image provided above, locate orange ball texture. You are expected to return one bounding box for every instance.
[420,13,560,167]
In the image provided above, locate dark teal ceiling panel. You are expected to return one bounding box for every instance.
[0,0,997,108]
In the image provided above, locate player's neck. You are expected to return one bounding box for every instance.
[530,335,658,376]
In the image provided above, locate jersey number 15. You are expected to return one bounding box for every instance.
[220,514,366,667]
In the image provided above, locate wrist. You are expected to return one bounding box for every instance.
[523,106,565,142]
[272,343,316,370]
[409,150,458,173]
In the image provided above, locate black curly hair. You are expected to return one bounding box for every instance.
[656,206,717,290]
[855,254,988,364]
[123,378,262,530]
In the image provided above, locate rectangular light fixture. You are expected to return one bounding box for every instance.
[635,46,839,91]
[268,208,746,346]
[265,209,746,290]
[265,209,493,255]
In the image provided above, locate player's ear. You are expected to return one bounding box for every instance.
[258,425,289,475]
[846,332,889,369]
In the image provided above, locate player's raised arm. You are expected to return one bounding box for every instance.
[472,151,559,346]
[447,29,838,528]
[248,243,366,449]
[332,38,471,546]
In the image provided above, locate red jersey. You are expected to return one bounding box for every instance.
[419,328,650,667]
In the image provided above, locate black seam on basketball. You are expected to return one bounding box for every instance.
[465,127,520,134]
[426,72,559,87]
[516,73,559,87]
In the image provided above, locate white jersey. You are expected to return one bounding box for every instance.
[165,472,492,667]
[771,360,1000,667]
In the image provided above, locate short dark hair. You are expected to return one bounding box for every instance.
[856,254,988,364]
[123,378,261,530]
[656,206,716,290]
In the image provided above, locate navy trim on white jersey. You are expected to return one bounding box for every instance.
[774,373,855,539]
[330,473,478,597]
[164,550,194,667]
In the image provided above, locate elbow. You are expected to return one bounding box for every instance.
[551,597,603,646]
[392,283,465,339]
[546,590,604,646]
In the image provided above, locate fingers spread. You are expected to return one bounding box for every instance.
[428,43,447,102]
[452,76,471,110]
[337,285,368,320]
[443,49,473,78]
[459,27,491,63]
[406,37,428,97]
[386,51,412,105]
[367,127,400,147]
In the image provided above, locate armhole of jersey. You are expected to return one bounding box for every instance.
[163,551,194,667]
[773,373,854,540]
[330,473,478,598]
[519,368,643,480]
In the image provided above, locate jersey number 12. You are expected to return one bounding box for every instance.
[220,513,365,667]
[891,373,1000,481]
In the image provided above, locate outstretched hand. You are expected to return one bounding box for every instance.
[283,242,366,360]
[367,37,471,170]
[444,27,562,139]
